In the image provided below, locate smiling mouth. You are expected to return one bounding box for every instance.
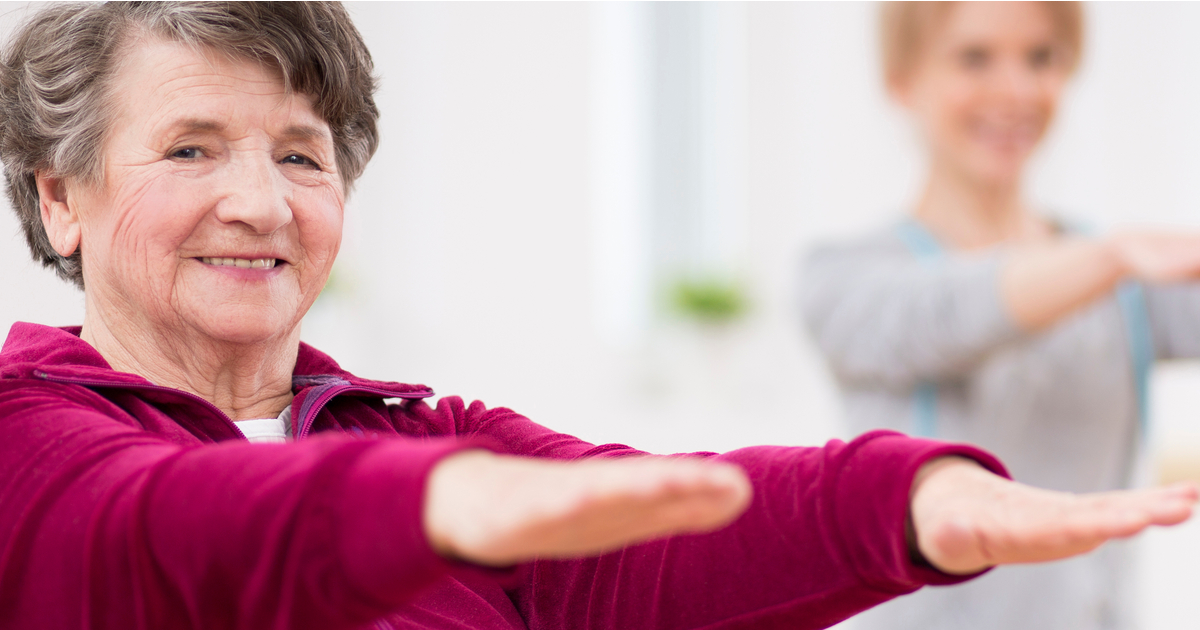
[199,257,279,269]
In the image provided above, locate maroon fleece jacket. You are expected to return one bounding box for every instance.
[0,322,1005,629]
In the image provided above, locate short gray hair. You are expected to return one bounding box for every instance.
[0,2,380,288]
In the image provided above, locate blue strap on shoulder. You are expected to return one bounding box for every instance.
[894,219,943,437]
[895,219,944,259]
[911,383,939,438]
[1067,221,1154,433]
[1115,281,1154,434]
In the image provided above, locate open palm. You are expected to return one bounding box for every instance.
[911,457,1198,574]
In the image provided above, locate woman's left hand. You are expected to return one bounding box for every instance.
[910,457,1198,575]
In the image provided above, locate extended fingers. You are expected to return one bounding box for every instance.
[1073,484,1197,538]
[556,457,753,535]
[987,484,1199,567]
[1114,232,1200,282]
[913,467,1197,575]
[424,452,753,566]
[487,457,751,562]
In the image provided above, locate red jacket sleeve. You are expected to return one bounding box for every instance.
[0,381,478,630]
[397,397,1007,630]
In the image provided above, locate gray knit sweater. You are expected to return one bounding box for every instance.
[801,225,1200,630]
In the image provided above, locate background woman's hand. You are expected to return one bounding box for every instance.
[1001,231,1200,330]
[423,451,753,566]
[910,457,1198,575]
[1108,232,1200,284]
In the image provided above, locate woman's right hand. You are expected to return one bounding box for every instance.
[422,451,753,566]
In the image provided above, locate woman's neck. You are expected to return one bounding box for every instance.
[913,160,1050,250]
[79,300,298,422]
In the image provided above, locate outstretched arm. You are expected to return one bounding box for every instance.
[426,447,1195,571]
[423,437,1195,628]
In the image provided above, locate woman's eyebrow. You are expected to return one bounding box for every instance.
[158,120,330,144]
[161,118,226,138]
[278,124,332,144]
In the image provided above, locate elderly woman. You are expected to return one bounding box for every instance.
[0,3,1192,630]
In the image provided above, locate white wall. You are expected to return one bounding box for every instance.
[308,1,846,455]
[318,1,1200,455]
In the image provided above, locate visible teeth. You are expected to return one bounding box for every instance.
[200,257,277,269]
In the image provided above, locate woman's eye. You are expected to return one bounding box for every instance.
[171,147,202,159]
[1028,46,1054,69]
[281,154,320,170]
[960,47,989,70]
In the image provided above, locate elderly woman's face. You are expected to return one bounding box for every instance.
[64,38,344,345]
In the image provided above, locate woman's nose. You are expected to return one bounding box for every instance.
[212,155,293,234]
[992,59,1043,104]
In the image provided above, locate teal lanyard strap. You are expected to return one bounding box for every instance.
[1115,282,1153,434]
[895,219,944,258]
[912,383,939,438]
[894,219,943,437]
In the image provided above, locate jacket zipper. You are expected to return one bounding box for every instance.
[295,384,431,439]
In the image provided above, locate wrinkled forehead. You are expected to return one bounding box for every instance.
[105,36,333,147]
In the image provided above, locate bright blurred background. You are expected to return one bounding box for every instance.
[3,2,1200,627]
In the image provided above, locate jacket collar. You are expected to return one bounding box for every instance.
[0,321,434,399]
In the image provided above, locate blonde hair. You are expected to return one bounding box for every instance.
[880,1,1085,86]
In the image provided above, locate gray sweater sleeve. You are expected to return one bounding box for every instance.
[1146,282,1200,359]
[800,232,1023,390]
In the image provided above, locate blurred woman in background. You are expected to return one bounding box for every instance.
[803,2,1200,629]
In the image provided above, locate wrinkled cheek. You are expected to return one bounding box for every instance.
[322,196,345,256]
[78,211,137,298]
[95,177,200,317]
[302,195,345,284]
[305,231,342,310]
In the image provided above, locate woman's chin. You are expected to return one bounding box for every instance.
[184,304,301,347]
[961,142,1038,186]
[957,155,1027,190]
[171,273,311,346]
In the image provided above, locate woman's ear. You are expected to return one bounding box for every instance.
[35,172,81,257]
